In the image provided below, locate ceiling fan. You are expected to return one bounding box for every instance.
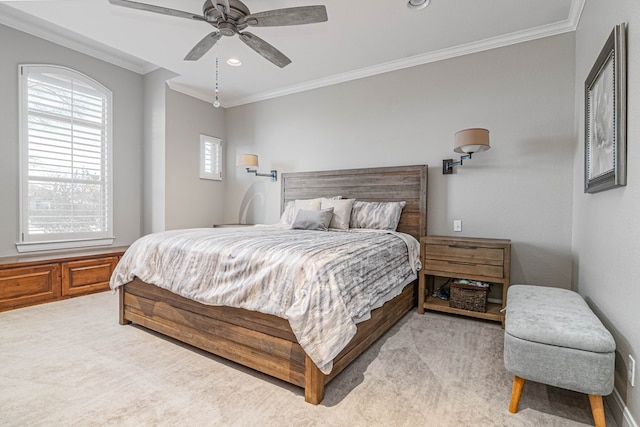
[108,0,328,68]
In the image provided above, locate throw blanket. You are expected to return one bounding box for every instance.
[110,227,420,374]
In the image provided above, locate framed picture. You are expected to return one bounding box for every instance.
[584,23,627,193]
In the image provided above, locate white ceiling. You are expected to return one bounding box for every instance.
[0,0,583,107]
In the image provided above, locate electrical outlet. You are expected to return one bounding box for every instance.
[629,355,636,387]
[453,220,462,232]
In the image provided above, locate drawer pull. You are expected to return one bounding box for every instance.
[450,245,478,250]
[448,261,476,266]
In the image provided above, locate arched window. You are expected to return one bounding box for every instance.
[18,65,113,252]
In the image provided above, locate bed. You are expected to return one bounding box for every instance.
[113,164,428,404]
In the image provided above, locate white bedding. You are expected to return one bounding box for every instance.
[110,226,420,374]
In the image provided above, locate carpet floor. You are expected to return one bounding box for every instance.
[0,292,616,426]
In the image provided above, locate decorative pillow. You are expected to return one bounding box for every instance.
[279,197,342,225]
[291,208,334,231]
[349,201,406,231]
[320,198,355,230]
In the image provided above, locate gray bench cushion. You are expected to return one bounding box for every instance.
[504,285,615,396]
[505,285,615,353]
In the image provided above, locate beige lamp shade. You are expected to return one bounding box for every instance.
[236,154,259,168]
[454,128,490,154]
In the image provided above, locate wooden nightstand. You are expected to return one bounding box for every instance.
[418,235,511,323]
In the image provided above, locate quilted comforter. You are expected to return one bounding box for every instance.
[110,226,420,374]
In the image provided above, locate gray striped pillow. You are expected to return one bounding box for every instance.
[349,201,406,231]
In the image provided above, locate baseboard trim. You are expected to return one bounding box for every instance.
[611,387,638,427]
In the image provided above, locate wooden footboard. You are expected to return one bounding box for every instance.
[119,278,416,404]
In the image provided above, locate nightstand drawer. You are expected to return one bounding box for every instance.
[424,243,504,265]
[424,259,504,279]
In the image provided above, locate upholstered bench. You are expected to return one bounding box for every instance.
[504,285,615,427]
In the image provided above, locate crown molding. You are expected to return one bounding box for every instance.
[568,0,586,30]
[166,81,219,106]
[225,0,586,107]
[0,3,156,75]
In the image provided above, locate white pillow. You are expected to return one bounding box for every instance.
[278,201,296,225]
[320,198,355,230]
[349,201,406,231]
[295,198,322,212]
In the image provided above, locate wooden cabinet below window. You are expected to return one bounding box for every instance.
[0,247,126,312]
[0,264,61,310]
[62,256,120,296]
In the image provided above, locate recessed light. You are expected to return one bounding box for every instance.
[226,58,242,66]
[407,0,430,10]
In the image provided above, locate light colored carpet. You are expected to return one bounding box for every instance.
[0,292,615,426]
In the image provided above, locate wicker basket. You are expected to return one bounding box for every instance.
[449,281,488,312]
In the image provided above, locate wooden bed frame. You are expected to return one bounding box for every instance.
[119,164,428,404]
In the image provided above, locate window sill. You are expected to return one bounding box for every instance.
[15,238,115,254]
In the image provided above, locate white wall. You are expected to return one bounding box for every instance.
[572,0,640,425]
[0,24,144,257]
[224,34,576,288]
[165,88,226,229]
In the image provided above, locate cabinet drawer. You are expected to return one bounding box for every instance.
[62,256,119,296]
[424,259,504,279]
[424,243,504,266]
[0,264,61,310]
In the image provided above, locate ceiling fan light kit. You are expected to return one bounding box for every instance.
[108,0,328,68]
[407,0,431,10]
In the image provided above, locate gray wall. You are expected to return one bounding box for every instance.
[165,88,225,229]
[0,23,144,257]
[142,68,176,235]
[224,34,576,289]
[572,0,640,425]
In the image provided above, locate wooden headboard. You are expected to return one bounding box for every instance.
[281,165,428,240]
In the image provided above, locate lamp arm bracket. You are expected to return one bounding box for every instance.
[246,168,278,181]
[442,153,473,174]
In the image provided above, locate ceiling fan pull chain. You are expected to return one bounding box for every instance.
[213,56,221,108]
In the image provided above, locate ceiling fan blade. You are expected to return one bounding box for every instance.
[244,6,328,27]
[184,32,222,61]
[108,0,205,22]
[238,32,291,68]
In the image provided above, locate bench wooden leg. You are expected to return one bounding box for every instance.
[589,394,606,427]
[509,376,526,413]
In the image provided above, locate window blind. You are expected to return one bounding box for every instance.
[200,135,222,180]
[20,65,113,246]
